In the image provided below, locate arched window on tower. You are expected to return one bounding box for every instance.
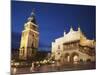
[31,42,34,48]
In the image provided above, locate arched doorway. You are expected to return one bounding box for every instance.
[63,53,70,63]
[70,52,79,64]
[86,59,91,62]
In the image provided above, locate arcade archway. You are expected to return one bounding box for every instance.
[64,53,70,62]
[70,52,79,64]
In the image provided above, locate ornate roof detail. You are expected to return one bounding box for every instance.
[63,30,66,36]
[27,10,37,24]
[78,24,81,32]
[70,26,74,32]
[53,25,95,48]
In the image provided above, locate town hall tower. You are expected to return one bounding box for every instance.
[19,11,39,60]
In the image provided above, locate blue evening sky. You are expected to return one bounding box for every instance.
[11,1,96,51]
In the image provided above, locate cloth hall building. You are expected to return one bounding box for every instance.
[51,26,95,64]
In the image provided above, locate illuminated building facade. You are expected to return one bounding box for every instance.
[19,12,39,60]
[52,26,95,64]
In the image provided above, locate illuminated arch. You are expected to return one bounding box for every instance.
[70,52,79,63]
